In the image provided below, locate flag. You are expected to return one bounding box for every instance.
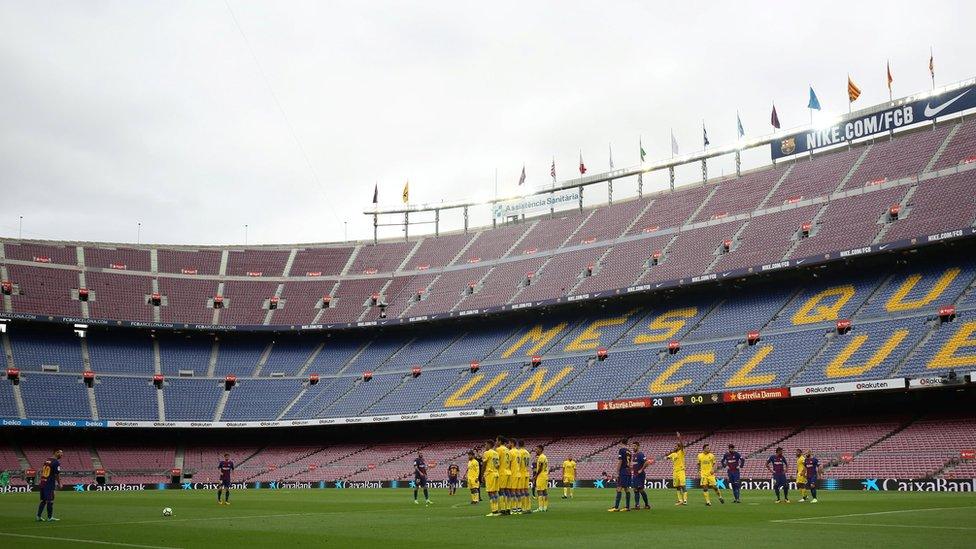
[550,158,556,182]
[372,183,378,204]
[670,130,679,156]
[639,139,646,162]
[808,86,821,110]
[847,75,861,103]
[702,124,710,147]
[929,48,935,79]
[887,60,894,93]
[608,143,614,170]
[578,152,586,175]
[402,181,409,204]
[518,164,526,186]
[736,112,745,138]
[770,104,781,129]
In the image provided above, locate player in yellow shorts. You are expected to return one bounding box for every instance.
[666,432,688,505]
[561,457,576,499]
[483,440,500,516]
[697,443,725,506]
[532,445,549,512]
[795,448,808,502]
[510,439,524,514]
[466,450,481,505]
[497,437,513,514]
[518,440,531,513]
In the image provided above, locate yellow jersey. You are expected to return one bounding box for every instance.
[697,452,716,476]
[796,456,807,480]
[498,445,511,475]
[467,458,480,480]
[520,448,531,476]
[483,448,499,476]
[536,454,549,477]
[562,460,577,480]
[667,447,685,473]
[511,448,522,477]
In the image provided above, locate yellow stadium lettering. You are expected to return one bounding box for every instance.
[885,268,961,312]
[563,309,638,352]
[825,329,909,377]
[501,366,574,403]
[443,372,508,407]
[649,352,714,393]
[927,321,976,369]
[791,285,856,325]
[633,307,698,345]
[501,323,569,359]
[725,346,775,387]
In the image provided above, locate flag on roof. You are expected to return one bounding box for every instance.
[372,183,378,204]
[518,164,526,186]
[847,75,861,102]
[578,152,586,175]
[808,86,821,110]
[736,112,745,138]
[929,48,935,78]
[702,123,710,147]
[639,139,646,162]
[887,60,894,93]
[608,143,614,170]
[402,181,409,203]
[770,104,781,129]
[550,158,556,182]
[670,130,679,156]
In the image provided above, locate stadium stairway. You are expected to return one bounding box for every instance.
[250,342,276,377]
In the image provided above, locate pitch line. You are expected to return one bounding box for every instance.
[770,505,976,523]
[5,511,328,532]
[0,532,182,548]
[781,521,976,531]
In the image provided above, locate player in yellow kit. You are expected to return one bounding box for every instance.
[667,432,688,505]
[466,450,481,505]
[532,445,549,512]
[697,443,725,506]
[795,448,808,502]
[561,457,576,499]
[518,439,531,513]
[509,439,524,514]
[483,440,500,516]
[497,437,512,515]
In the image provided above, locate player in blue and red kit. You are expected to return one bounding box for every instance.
[721,444,745,503]
[804,451,823,503]
[631,442,650,510]
[36,449,63,521]
[447,463,460,496]
[765,447,790,503]
[413,452,432,505]
[607,445,632,512]
[217,453,234,505]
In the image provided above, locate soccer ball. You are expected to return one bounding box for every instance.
[162,507,173,517]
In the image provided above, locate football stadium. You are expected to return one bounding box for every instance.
[2,2,976,548]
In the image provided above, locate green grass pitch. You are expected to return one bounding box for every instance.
[1,489,974,548]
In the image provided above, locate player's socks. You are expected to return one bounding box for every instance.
[614,491,622,509]
[423,488,429,501]
[642,491,650,507]
[774,487,781,501]
[810,487,817,500]
[226,491,230,503]
[625,491,631,509]
[703,492,710,505]
[37,501,46,518]
[717,490,724,504]
[782,486,788,501]
[46,502,54,519]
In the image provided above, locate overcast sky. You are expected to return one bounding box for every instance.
[1,1,973,246]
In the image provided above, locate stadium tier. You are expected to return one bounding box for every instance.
[1,413,973,485]
[1,120,975,327]
[3,255,976,423]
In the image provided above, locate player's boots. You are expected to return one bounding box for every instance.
[426,499,432,505]
[48,517,60,522]
[35,516,46,522]
[607,507,618,512]
[719,497,725,504]
[414,500,419,504]
[810,498,818,503]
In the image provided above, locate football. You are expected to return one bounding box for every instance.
[162,507,173,517]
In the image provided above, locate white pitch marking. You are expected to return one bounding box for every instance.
[770,505,976,523]
[782,521,976,531]
[0,532,182,548]
[7,511,327,532]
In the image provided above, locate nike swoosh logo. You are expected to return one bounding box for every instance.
[795,259,805,265]
[924,90,971,117]
[878,244,889,250]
